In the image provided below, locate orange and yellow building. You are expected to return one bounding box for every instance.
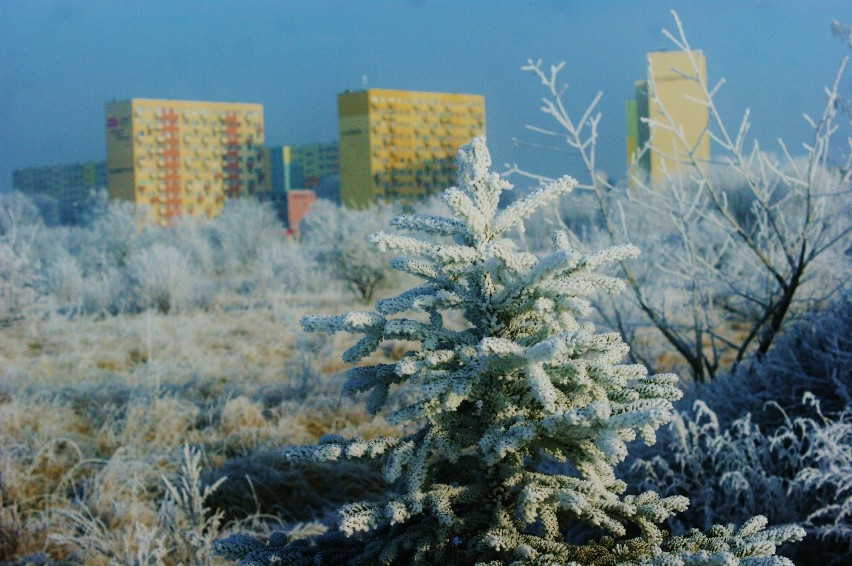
[105,98,264,225]
[337,88,485,208]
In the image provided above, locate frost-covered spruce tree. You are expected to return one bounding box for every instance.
[213,138,804,565]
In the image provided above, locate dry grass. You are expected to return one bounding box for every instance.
[0,291,403,564]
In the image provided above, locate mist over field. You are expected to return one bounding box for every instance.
[1,4,852,566]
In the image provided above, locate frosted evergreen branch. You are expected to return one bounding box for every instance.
[442,187,490,240]
[372,231,479,266]
[283,435,402,465]
[492,175,578,235]
[300,311,385,335]
[390,214,471,241]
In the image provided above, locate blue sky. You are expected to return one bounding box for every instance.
[1,0,849,192]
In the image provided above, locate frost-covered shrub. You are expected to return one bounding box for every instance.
[253,239,329,295]
[631,399,852,565]
[3,190,348,317]
[300,200,399,303]
[626,297,852,564]
[43,251,85,313]
[0,192,45,246]
[127,244,211,314]
[695,294,852,430]
[8,200,139,316]
[64,201,136,273]
[214,138,803,565]
[0,194,48,323]
[0,241,40,325]
[79,265,131,316]
[212,198,284,271]
[173,216,217,268]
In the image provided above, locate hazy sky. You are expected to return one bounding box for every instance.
[1,0,849,192]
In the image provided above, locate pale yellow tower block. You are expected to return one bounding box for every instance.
[646,51,710,186]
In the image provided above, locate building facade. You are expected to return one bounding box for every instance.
[282,142,339,191]
[12,161,106,224]
[105,98,264,225]
[264,142,339,197]
[627,50,709,185]
[259,142,338,226]
[337,88,485,208]
[284,190,318,235]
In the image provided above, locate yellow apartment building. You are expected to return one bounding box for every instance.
[105,98,264,225]
[626,50,709,185]
[337,88,485,208]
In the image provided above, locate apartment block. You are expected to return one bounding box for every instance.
[283,142,339,191]
[627,50,709,185]
[12,161,106,224]
[258,142,338,226]
[338,88,485,208]
[264,143,339,197]
[105,98,264,225]
[13,161,106,193]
